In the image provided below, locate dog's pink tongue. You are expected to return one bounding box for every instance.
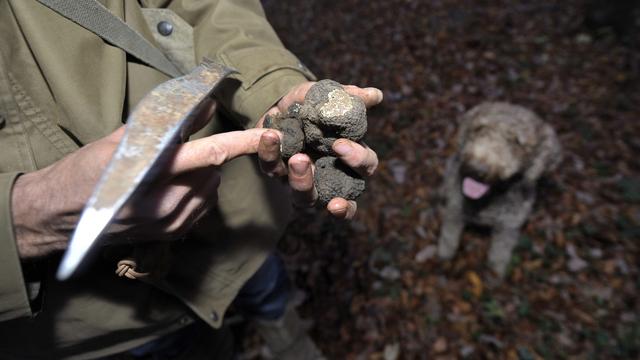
[462,177,490,199]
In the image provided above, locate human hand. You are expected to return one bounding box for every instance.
[11,122,278,259]
[256,81,382,219]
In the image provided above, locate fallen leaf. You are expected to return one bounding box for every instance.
[379,265,401,281]
[384,343,400,360]
[433,337,448,353]
[466,271,483,298]
[415,245,437,263]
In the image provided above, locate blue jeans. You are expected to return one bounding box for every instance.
[234,253,291,320]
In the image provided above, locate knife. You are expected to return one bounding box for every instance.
[57,59,234,280]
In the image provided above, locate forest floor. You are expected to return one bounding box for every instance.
[244,0,640,358]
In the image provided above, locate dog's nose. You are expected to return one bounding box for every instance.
[469,161,490,178]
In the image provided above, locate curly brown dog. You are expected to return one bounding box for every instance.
[438,102,561,277]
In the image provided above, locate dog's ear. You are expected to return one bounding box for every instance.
[456,106,481,147]
[524,123,561,183]
[455,118,470,148]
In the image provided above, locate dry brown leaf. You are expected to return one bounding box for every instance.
[466,271,483,298]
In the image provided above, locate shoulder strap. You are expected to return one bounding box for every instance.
[36,0,183,78]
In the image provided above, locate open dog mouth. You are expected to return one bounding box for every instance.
[462,177,491,199]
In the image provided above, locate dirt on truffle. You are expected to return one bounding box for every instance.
[300,80,368,155]
[264,113,305,158]
[302,121,338,155]
[314,156,366,204]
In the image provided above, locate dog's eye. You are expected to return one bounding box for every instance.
[472,125,489,134]
[514,135,524,145]
[512,132,530,146]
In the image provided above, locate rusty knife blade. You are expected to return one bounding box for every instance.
[57,59,234,280]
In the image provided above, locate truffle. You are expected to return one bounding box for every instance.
[266,80,371,204]
[264,113,304,159]
[298,80,367,155]
[314,156,366,204]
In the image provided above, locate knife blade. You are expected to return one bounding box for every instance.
[57,59,234,280]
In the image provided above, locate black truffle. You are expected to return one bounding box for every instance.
[266,80,371,204]
[264,113,304,159]
[299,80,367,155]
[314,156,366,205]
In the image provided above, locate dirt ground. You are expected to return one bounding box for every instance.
[249,0,640,358]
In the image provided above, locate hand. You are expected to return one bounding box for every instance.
[256,82,382,219]
[11,123,279,259]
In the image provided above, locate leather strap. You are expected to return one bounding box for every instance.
[36,0,183,78]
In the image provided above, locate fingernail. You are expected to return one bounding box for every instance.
[290,160,308,176]
[367,88,384,103]
[329,202,346,214]
[265,130,282,143]
[262,132,276,145]
[333,140,353,156]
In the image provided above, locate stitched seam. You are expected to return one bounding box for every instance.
[0,66,37,171]
[7,73,77,157]
[220,48,313,90]
[237,72,307,120]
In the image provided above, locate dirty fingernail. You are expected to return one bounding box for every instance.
[334,140,353,156]
[290,160,308,176]
[266,130,283,142]
[262,131,278,145]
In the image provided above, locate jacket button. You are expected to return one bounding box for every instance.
[157,21,173,36]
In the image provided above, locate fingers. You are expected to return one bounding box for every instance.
[169,128,282,175]
[327,198,358,220]
[254,80,382,219]
[287,154,317,208]
[342,85,384,108]
[256,106,280,128]
[106,125,127,142]
[277,82,383,112]
[258,130,287,177]
[162,168,220,235]
[113,166,220,239]
[332,139,379,177]
[277,82,315,111]
[326,138,378,219]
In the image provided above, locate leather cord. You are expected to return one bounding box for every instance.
[116,258,150,280]
[115,243,172,281]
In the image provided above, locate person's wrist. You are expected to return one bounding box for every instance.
[11,171,68,259]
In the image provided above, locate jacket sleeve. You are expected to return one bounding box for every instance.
[144,0,316,128]
[0,172,32,321]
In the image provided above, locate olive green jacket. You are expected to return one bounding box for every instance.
[0,0,314,358]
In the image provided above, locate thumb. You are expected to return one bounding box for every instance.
[168,128,282,174]
[277,82,314,111]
